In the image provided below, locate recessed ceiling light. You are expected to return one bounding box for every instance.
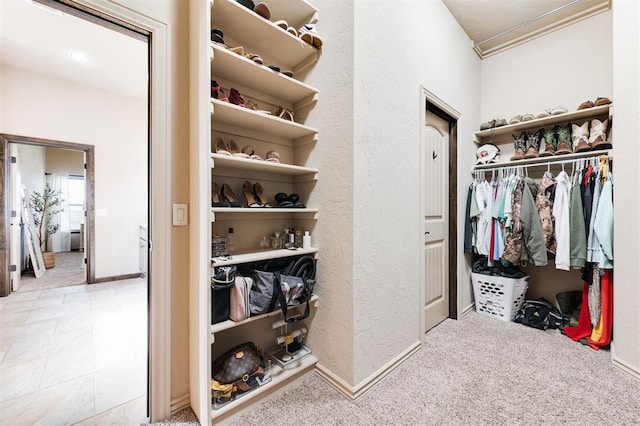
[68,51,89,63]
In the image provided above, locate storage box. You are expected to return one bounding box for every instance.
[471,272,528,322]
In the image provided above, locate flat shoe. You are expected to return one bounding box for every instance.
[253,1,270,19]
[551,106,568,115]
[594,97,611,106]
[508,115,522,124]
[521,113,535,122]
[577,100,594,110]
[274,20,288,30]
[229,46,244,56]
[299,24,323,48]
[245,53,263,65]
[265,150,280,163]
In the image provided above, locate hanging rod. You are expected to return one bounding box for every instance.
[473,0,582,48]
[473,151,611,174]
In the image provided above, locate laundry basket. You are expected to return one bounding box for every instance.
[471,272,529,322]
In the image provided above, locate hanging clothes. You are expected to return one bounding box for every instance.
[502,180,524,265]
[536,172,557,254]
[520,177,547,267]
[552,171,572,271]
[569,171,587,268]
[463,184,474,254]
[593,172,614,269]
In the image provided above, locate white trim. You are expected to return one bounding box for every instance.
[69,0,172,421]
[611,342,640,380]
[460,303,475,317]
[171,393,192,414]
[422,87,461,120]
[315,341,422,400]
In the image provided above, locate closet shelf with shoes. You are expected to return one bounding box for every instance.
[211,98,318,140]
[472,149,613,171]
[211,153,319,176]
[474,104,611,145]
[211,0,319,72]
[211,44,318,105]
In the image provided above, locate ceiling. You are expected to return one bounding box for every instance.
[442,0,611,58]
[0,0,147,98]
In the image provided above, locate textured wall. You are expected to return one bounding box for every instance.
[612,0,640,377]
[303,0,356,385]
[352,0,480,385]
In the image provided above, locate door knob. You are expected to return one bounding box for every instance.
[432,151,437,159]
[425,231,430,235]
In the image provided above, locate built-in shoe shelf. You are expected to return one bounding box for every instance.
[211,0,319,72]
[211,153,319,177]
[474,104,611,146]
[211,247,319,266]
[211,43,318,106]
[472,149,613,171]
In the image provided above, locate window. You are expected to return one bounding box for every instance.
[68,176,85,231]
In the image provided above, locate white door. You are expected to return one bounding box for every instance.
[423,111,449,332]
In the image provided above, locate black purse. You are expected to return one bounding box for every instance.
[211,265,237,324]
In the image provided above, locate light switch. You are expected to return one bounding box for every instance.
[173,204,188,226]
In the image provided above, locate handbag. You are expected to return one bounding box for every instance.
[230,276,252,321]
[211,265,237,324]
[212,341,261,384]
[274,272,315,323]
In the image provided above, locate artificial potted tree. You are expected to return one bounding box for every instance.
[30,183,64,269]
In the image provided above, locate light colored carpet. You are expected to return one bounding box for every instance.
[148,311,640,425]
[17,251,86,292]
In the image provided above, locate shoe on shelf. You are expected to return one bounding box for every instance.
[229,88,245,107]
[246,99,272,115]
[245,53,263,65]
[511,131,527,161]
[221,183,242,207]
[236,0,255,10]
[229,46,244,56]
[242,181,263,207]
[212,182,230,207]
[214,137,231,156]
[524,129,543,159]
[288,193,306,208]
[299,23,323,48]
[265,150,280,163]
[589,118,612,150]
[228,139,249,158]
[253,182,272,207]
[521,113,535,122]
[571,121,591,152]
[479,119,496,131]
[494,118,508,127]
[253,1,271,19]
[593,97,612,106]
[210,28,226,47]
[551,106,568,115]
[211,81,228,102]
[274,192,294,208]
[555,124,573,155]
[241,145,264,160]
[508,115,522,125]
[540,126,558,157]
[536,108,552,119]
[275,106,294,122]
[577,100,594,110]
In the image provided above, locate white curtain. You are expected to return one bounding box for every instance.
[46,174,71,252]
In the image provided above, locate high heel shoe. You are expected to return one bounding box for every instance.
[211,182,230,207]
[228,139,249,158]
[253,182,272,207]
[229,88,245,107]
[211,81,228,102]
[220,183,242,207]
[243,181,262,207]
[214,137,231,155]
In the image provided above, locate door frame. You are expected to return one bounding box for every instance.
[5,0,172,421]
[1,135,96,290]
[419,86,460,336]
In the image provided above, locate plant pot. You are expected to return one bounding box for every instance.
[43,251,56,269]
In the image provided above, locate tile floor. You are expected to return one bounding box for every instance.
[0,278,148,425]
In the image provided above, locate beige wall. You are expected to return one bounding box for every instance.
[46,148,85,176]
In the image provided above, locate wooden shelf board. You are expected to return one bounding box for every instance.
[211,153,318,175]
[472,149,612,170]
[211,99,318,140]
[211,247,319,266]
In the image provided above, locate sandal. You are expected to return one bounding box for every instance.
[214,137,231,156]
[245,53,263,65]
[229,88,245,107]
[211,81,228,102]
[274,192,294,208]
[253,182,272,207]
[298,23,323,48]
[253,1,270,19]
[246,99,272,115]
[275,106,294,122]
[242,145,264,160]
[274,20,288,30]
[228,139,249,158]
[243,181,263,207]
[229,46,244,56]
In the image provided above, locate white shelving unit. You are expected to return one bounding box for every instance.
[190,0,322,423]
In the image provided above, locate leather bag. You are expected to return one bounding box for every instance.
[212,341,260,384]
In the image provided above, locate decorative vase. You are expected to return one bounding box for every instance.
[43,251,56,269]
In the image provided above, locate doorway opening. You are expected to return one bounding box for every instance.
[420,87,459,335]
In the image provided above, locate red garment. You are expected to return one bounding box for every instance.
[589,269,613,349]
[563,282,593,341]
[583,164,593,188]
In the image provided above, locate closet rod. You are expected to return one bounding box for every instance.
[474,154,612,174]
[473,0,582,48]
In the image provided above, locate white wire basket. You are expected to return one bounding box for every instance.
[471,272,529,321]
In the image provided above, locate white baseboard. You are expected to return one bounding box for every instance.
[460,303,475,316]
[315,340,422,401]
[611,342,640,380]
[170,393,191,414]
